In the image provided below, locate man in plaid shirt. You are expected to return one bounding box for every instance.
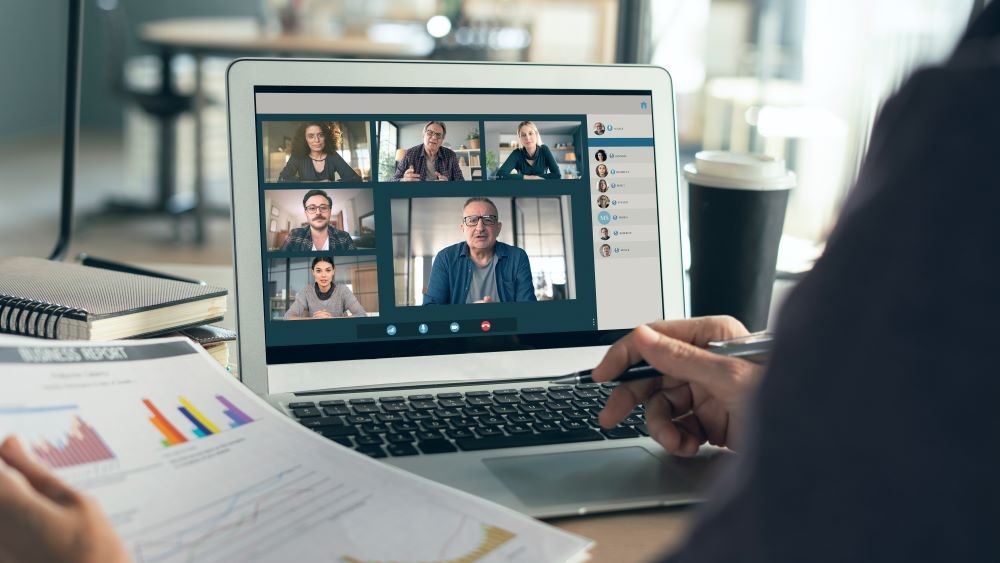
[390,121,465,182]
[280,189,356,251]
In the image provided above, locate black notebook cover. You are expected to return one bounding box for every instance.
[0,257,227,339]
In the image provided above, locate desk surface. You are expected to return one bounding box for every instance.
[140,17,434,58]
[158,263,695,561]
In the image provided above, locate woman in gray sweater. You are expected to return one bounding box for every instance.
[284,257,366,319]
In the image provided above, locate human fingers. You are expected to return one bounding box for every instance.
[598,377,663,427]
[625,324,755,400]
[591,318,725,384]
[0,437,78,506]
[643,394,706,456]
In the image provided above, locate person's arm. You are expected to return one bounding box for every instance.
[390,151,412,182]
[512,249,537,302]
[539,145,562,179]
[422,252,451,305]
[494,150,521,179]
[594,317,762,455]
[341,287,367,316]
[328,152,361,182]
[277,157,301,182]
[447,151,465,181]
[0,437,129,563]
[283,288,310,319]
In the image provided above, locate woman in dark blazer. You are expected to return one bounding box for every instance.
[278,122,361,182]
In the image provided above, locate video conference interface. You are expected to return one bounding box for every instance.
[255,87,666,363]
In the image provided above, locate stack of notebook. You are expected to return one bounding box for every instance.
[0,257,227,341]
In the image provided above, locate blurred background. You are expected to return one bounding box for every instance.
[0,0,983,270]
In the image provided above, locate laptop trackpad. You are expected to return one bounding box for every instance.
[482,447,689,507]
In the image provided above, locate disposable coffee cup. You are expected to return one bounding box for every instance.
[684,151,795,332]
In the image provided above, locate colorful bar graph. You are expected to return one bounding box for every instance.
[30,415,115,469]
[143,395,255,447]
[178,397,222,435]
[216,395,253,427]
[143,399,187,446]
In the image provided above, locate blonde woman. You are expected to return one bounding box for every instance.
[495,121,561,180]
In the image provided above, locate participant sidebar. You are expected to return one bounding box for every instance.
[588,113,664,329]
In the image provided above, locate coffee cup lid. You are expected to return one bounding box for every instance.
[683,151,795,190]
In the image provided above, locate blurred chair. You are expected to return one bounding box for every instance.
[95,4,204,244]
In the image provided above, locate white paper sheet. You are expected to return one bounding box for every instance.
[0,337,592,562]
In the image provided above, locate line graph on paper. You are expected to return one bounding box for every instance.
[126,465,369,563]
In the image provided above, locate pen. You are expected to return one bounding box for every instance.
[549,332,774,385]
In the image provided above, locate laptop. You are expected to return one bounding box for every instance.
[227,59,721,518]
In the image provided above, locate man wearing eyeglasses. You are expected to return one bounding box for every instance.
[390,121,466,182]
[423,197,536,305]
[279,189,357,251]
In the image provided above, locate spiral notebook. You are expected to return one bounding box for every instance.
[0,257,227,340]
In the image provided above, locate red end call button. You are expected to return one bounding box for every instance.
[480,320,492,332]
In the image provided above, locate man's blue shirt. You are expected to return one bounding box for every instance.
[423,241,537,305]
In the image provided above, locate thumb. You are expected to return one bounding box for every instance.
[0,436,79,505]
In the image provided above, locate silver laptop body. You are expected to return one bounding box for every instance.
[227,59,717,518]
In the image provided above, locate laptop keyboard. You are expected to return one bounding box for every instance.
[287,382,649,459]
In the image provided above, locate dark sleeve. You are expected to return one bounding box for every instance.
[278,158,300,182]
[539,145,562,179]
[448,151,465,181]
[513,248,536,302]
[495,150,521,179]
[329,152,361,182]
[422,251,451,305]
[664,57,1000,563]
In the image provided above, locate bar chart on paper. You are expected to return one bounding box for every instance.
[143,394,255,447]
[0,404,116,469]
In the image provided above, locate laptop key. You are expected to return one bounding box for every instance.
[349,398,377,405]
[636,424,650,436]
[415,430,443,441]
[548,384,573,391]
[386,443,419,457]
[421,420,449,430]
[574,389,602,399]
[576,383,600,389]
[547,391,575,401]
[382,403,411,412]
[521,394,547,403]
[572,399,599,409]
[466,396,493,406]
[319,426,358,438]
[534,411,563,422]
[533,422,562,433]
[410,400,437,410]
[521,387,546,394]
[407,394,434,401]
[356,446,387,459]
[352,404,381,414]
[346,414,372,424]
[493,388,518,395]
[436,392,463,399]
[356,435,385,446]
[491,405,519,415]
[318,399,346,406]
[507,414,533,424]
[455,429,605,451]
[288,401,315,409]
[562,421,588,431]
[418,439,458,454]
[622,415,644,426]
[378,396,405,403]
[323,405,351,416]
[462,406,490,417]
[520,403,545,412]
[446,428,475,439]
[406,411,431,421]
[360,423,390,434]
[292,407,321,419]
[466,390,491,397]
[493,395,521,404]
[301,416,345,428]
[391,422,418,432]
[376,413,406,423]
[475,427,504,437]
[438,398,466,408]
[386,432,414,443]
[602,426,641,439]
[480,416,505,426]
[433,408,462,418]
[545,400,572,411]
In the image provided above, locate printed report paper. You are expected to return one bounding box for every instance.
[0,337,592,562]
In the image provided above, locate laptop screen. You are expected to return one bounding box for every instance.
[253,86,668,365]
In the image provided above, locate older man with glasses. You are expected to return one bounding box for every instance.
[391,121,466,182]
[279,189,357,251]
[423,197,536,305]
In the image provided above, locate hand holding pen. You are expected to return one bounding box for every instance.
[581,317,772,457]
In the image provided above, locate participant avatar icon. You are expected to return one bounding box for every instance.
[594,149,607,162]
[600,227,610,241]
[597,194,611,209]
[597,210,612,224]
[593,122,606,136]
[596,163,609,178]
[597,179,608,193]
[600,244,611,257]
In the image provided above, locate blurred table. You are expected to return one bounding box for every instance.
[136,17,434,245]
